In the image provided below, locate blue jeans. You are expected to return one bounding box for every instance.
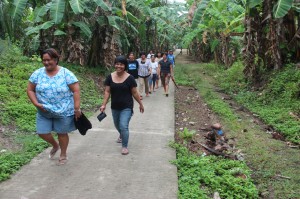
[148,74,157,89]
[111,108,133,148]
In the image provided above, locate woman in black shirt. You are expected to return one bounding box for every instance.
[100,56,144,155]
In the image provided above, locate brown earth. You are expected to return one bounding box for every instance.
[174,50,238,157]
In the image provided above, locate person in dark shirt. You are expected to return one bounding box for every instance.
[158,53,173,97]
[100,55,144,155]
[127,52,139,80]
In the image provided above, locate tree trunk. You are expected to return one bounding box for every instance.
[87,7,120,68]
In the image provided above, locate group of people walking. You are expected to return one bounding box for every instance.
[26,48,175,165]
[127,50,175,98]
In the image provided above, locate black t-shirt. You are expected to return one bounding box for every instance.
[127,60,139,79]
[104,74,137,110]
[159,59,172,74]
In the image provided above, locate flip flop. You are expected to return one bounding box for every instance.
[57,157,68,165]
[49,147,59,159]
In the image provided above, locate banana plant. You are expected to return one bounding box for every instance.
[246,0,298,18]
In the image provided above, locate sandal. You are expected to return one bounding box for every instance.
[49,146,59,159]
[121,148,129,155]
[57,157,68,165]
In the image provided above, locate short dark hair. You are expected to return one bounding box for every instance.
[41,48,60,64]
[140,52,146,56]
[128,52,135,58]
[115,55,128,70]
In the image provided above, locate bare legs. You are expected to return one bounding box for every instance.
[57,134,69,158]
[39,133,69,163]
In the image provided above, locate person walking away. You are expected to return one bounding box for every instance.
[100,56,144,155]
[148,55,158,93]
[137,52,151,99]
[27,48,81,165]
[158,53,173,97]
[147,50,154,59]
[167,50,176,69]
[155,52,163,89]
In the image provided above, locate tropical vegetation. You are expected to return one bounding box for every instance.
[0,0,299,198]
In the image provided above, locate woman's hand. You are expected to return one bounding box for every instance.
[36,103,46,112]
[100,105,106,112]
[139,104,144,113]
[74,109,82,121]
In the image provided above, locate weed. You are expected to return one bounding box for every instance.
[170,141,258,199]
[178,127,195,140]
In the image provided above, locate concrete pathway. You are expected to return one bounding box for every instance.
[0,61,178,199]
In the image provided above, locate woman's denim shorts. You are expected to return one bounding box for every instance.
[36,111,76,134]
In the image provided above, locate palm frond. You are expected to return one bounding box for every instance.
[69,0,84,14]
[50,0,66,24]
[191,0,210,28]
[72,21,92,38]
[93,0,110,12]
[11,0,28,21]
[274,0,293,18]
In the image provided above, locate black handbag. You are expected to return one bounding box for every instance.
[74,112,92,136]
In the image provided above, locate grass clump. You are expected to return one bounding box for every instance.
[170,142,258,199]
[0,133,48,181]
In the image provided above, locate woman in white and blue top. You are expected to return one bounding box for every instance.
[27,48,81,165]
[148,55,158,93]
[137,52,151,99]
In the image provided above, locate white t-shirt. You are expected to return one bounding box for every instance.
[147,53,154,59]
[150,61,158,74]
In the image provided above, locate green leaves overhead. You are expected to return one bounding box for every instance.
[107,16,121,30]
[69,0,85,14]
[191,0,210,28]
[246,0,262,8]
[93,0,110,12]
[273,0,293,18]
[50,0,66,24]
[11,0,28,22]
[34,3,51,22]
[25,21,54,35]
[72,21,92,38]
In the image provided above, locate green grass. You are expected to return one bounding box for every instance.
[174,62,300,198]
[210,62,299,143]
[0,132,48,181]
[0,45,104,181]
[170,141,258,199]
